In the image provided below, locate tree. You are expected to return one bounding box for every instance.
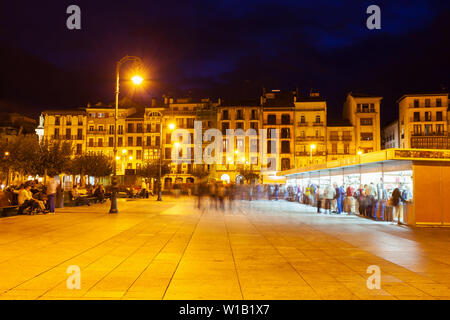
[37,139,73,177]
[192,165,209,181]
[70,153,112,179]
[138,160,170,181]
[239,166,260,184]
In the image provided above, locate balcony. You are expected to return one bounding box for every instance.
[87,130,107,135]
[329,136,340,141]
[342,136,352,141]
[263,121,293,126]
[295,136,325,142]
[312,122,324,126]
[297,121,309,126]
[410,131,448,137]
[295,151,326,156]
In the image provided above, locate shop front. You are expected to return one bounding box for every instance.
[282,149,450,226]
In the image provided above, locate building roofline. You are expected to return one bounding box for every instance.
[396,92,449,103]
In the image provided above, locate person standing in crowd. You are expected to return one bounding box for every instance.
[356,185,365,216]
[390,188,405,225]
[344,185,354,214]
[46,177,58,214]
[323,184,336,214]
[364,184,375,218]
[316,186,322,213]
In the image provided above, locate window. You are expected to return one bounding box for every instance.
[78,116,83,126]
[127,123,134,133]
[413,125,421,135]
[267,114,276,125]
[54,128,60,138]
[109,125,114,134]
[315,115,321,123]
[166,133,171,143]
[155,136,160,146]
[437,98,442,107]
[414,99,419,108]
[424,124,432,135]
[66,118,72,126]
[118,137,123,147]
[136,137,142,146]
[300,115,305,123]
[128,137,133,146]
[281,114,290,125]
[343,143,349,154]
[330,131,338,141]
[222,110,229,120]
[370,104,375,112]
[281,158,290,170]
[88,138,94,147]
[436,124,444,134]
[436,111,443,121]
[360,118,373,126]
[65,128,71,139]
[118,125,124,134]
[425,99,430,107]
[236,122,244,130]
[236,109,244,120]
[165,148,171,159]
[360,133,373,141]
[331,143,337,154]
[77,129,83,140]
[413,112,420,122]
[250,122,258,131]
[221,122,229,135]
[55,117,60,125]
[187,118,195,128]
[342,132,351,141]
[251,109,257,120]
[155,123,161,133]
[109,137,114,147]
[357,104,361,112]
[76,144,82,155]
[136,150,142,160]
[281,141,290,154]
[137,123,143,133]
[98,125,104,132]
[425,112,431,121]
[281,128,290,139]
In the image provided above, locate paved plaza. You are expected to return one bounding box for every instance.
[1,197,450,300]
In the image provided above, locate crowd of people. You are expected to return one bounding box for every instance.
[284,182,412,224]
[0,178,59,215]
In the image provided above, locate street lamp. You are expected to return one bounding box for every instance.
[310,144,316,164]
[110,55,144,214]
[157,121,176,201]
[4,151,10,187]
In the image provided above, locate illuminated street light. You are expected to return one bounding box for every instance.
[115,156,120,161]
[357,150,363,155]
[129,156,133,161]
[234,150,239,155]
[174,142,180,149]
[157,121,176,202]
[168,123,176,130]
[4,151,10,156]
[122,149,127,154]
[131,75,144,85]
[110,55,144,214]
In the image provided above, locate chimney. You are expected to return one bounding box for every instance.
[151,98,156,107]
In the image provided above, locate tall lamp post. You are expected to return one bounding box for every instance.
[110,55,144,214]
[4,151,10,187]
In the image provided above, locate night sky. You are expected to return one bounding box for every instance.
[0,0,449,125]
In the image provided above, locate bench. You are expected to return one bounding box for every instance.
[0,205,19,217]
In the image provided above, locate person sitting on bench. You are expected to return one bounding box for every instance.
[17,184,47,214]
[71,185,90,206]
[94,184,106,203]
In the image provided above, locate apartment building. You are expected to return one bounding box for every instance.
[398,93,449,149]
[381,120,399,149]
[294,91,328,167]
[216,99,262,183]
[41,109,87,156]
[326,119,355,161]
[343,92,382,154]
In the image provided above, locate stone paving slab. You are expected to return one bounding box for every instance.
[0,197,450,300]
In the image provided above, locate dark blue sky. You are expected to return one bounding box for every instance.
[0,0,449,124]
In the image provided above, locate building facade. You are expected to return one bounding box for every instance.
[381,120,400,149]
[398,93,449,149]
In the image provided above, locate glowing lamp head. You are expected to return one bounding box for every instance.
[115,156,120,160]
[129,156,133,160]
[234,150,239,155]
[122,149,127,154]
[131,75,143,85]
[310,144,316,150]
[4,151,10,156]
[168,123,176,130]
[357,150,363,155]
[174,142,180,148]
